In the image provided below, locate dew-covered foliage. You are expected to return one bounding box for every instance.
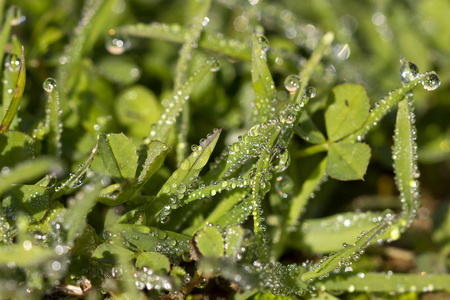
[1,0,450,299]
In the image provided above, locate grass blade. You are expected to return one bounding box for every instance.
[0,46,25,133]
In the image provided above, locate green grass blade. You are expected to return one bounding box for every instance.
[251,32,276,123]
[286,157,327,229]
[393,93,420,223]
[0,244,54,267]
[63,180,102,244]
[0,47,25,133]
[44,79,62,157]
[184,177,249,205]
[314,273,450,293]
[118,23,251,61]
[145,128,222,224]
[0,157,57,195]
[0,6,13,68]
[144,57,218,145]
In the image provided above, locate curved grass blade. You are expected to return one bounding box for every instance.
[50,144,98,200]
[184,176,249,204]
[0,244,54,267]
[145,129,222,224]
[251,32,276,123]
[0,46,25,133]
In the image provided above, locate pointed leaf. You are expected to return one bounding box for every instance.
[2,185,49,222]
[0,47,26,133]
[98,178,137,206]
[99,133,138,182]
[145,129,222,223]
[251,33,275,122]
[326,142,371,181]
[135,251,171,273]
[138,140,170,186]
[325,83,370,142]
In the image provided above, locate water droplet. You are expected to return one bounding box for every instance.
[334,43,350,60]
[306,87,316,98]
[105,29,130,55]
[275,175,294,198]
[9,6,26,26]
[399,58,419,83]
[272,146,291,173]
[422,71,440,91]
[72,171,87,188]
[257,34,269,54]
[284,75,301,94]
[43,78,57,92]
[4,53,20,72]
[209,58,220,72]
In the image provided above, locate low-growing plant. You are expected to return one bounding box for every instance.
[0,0,449,299]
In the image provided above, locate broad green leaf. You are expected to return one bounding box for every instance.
[135,251,171,273]
[289,212,380,253]
[326,142,371,181]
[115,85,161,138]
[251,33,275,123]
[393,97,420,217]
[92,242,135,264]
[0,47,25,133]
[224,225,245,261]
[2,185,49,222]
[99,133,138,183]
[98,55,141,84]
[287,157,327,229]
[110,224,190,260]
[145,129,222,223]
[0,131,34,168]
[0,244,54,267]
[137,140,170,186]
[194,226,224,258]
[0,157,57,195]
[324,83,369,142]
[294,112,326,144]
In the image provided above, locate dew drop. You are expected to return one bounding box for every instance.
[284,75,301,94]
[257,34,270,54]
[9,6,26,26]
[399,58,419,83]
[421,71,440,91]
[72,171,87,188]
[306,87,317,98]
[334,43,351,60]
[275,175,294,198]
[43,78,57,93]
[4,54,20,72]
[272,146,291,173]
[105,29,130,55]
[209,58,220,72]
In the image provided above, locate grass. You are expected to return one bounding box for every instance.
[0,0,450,299]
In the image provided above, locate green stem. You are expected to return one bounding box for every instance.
[295,143,329,157]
